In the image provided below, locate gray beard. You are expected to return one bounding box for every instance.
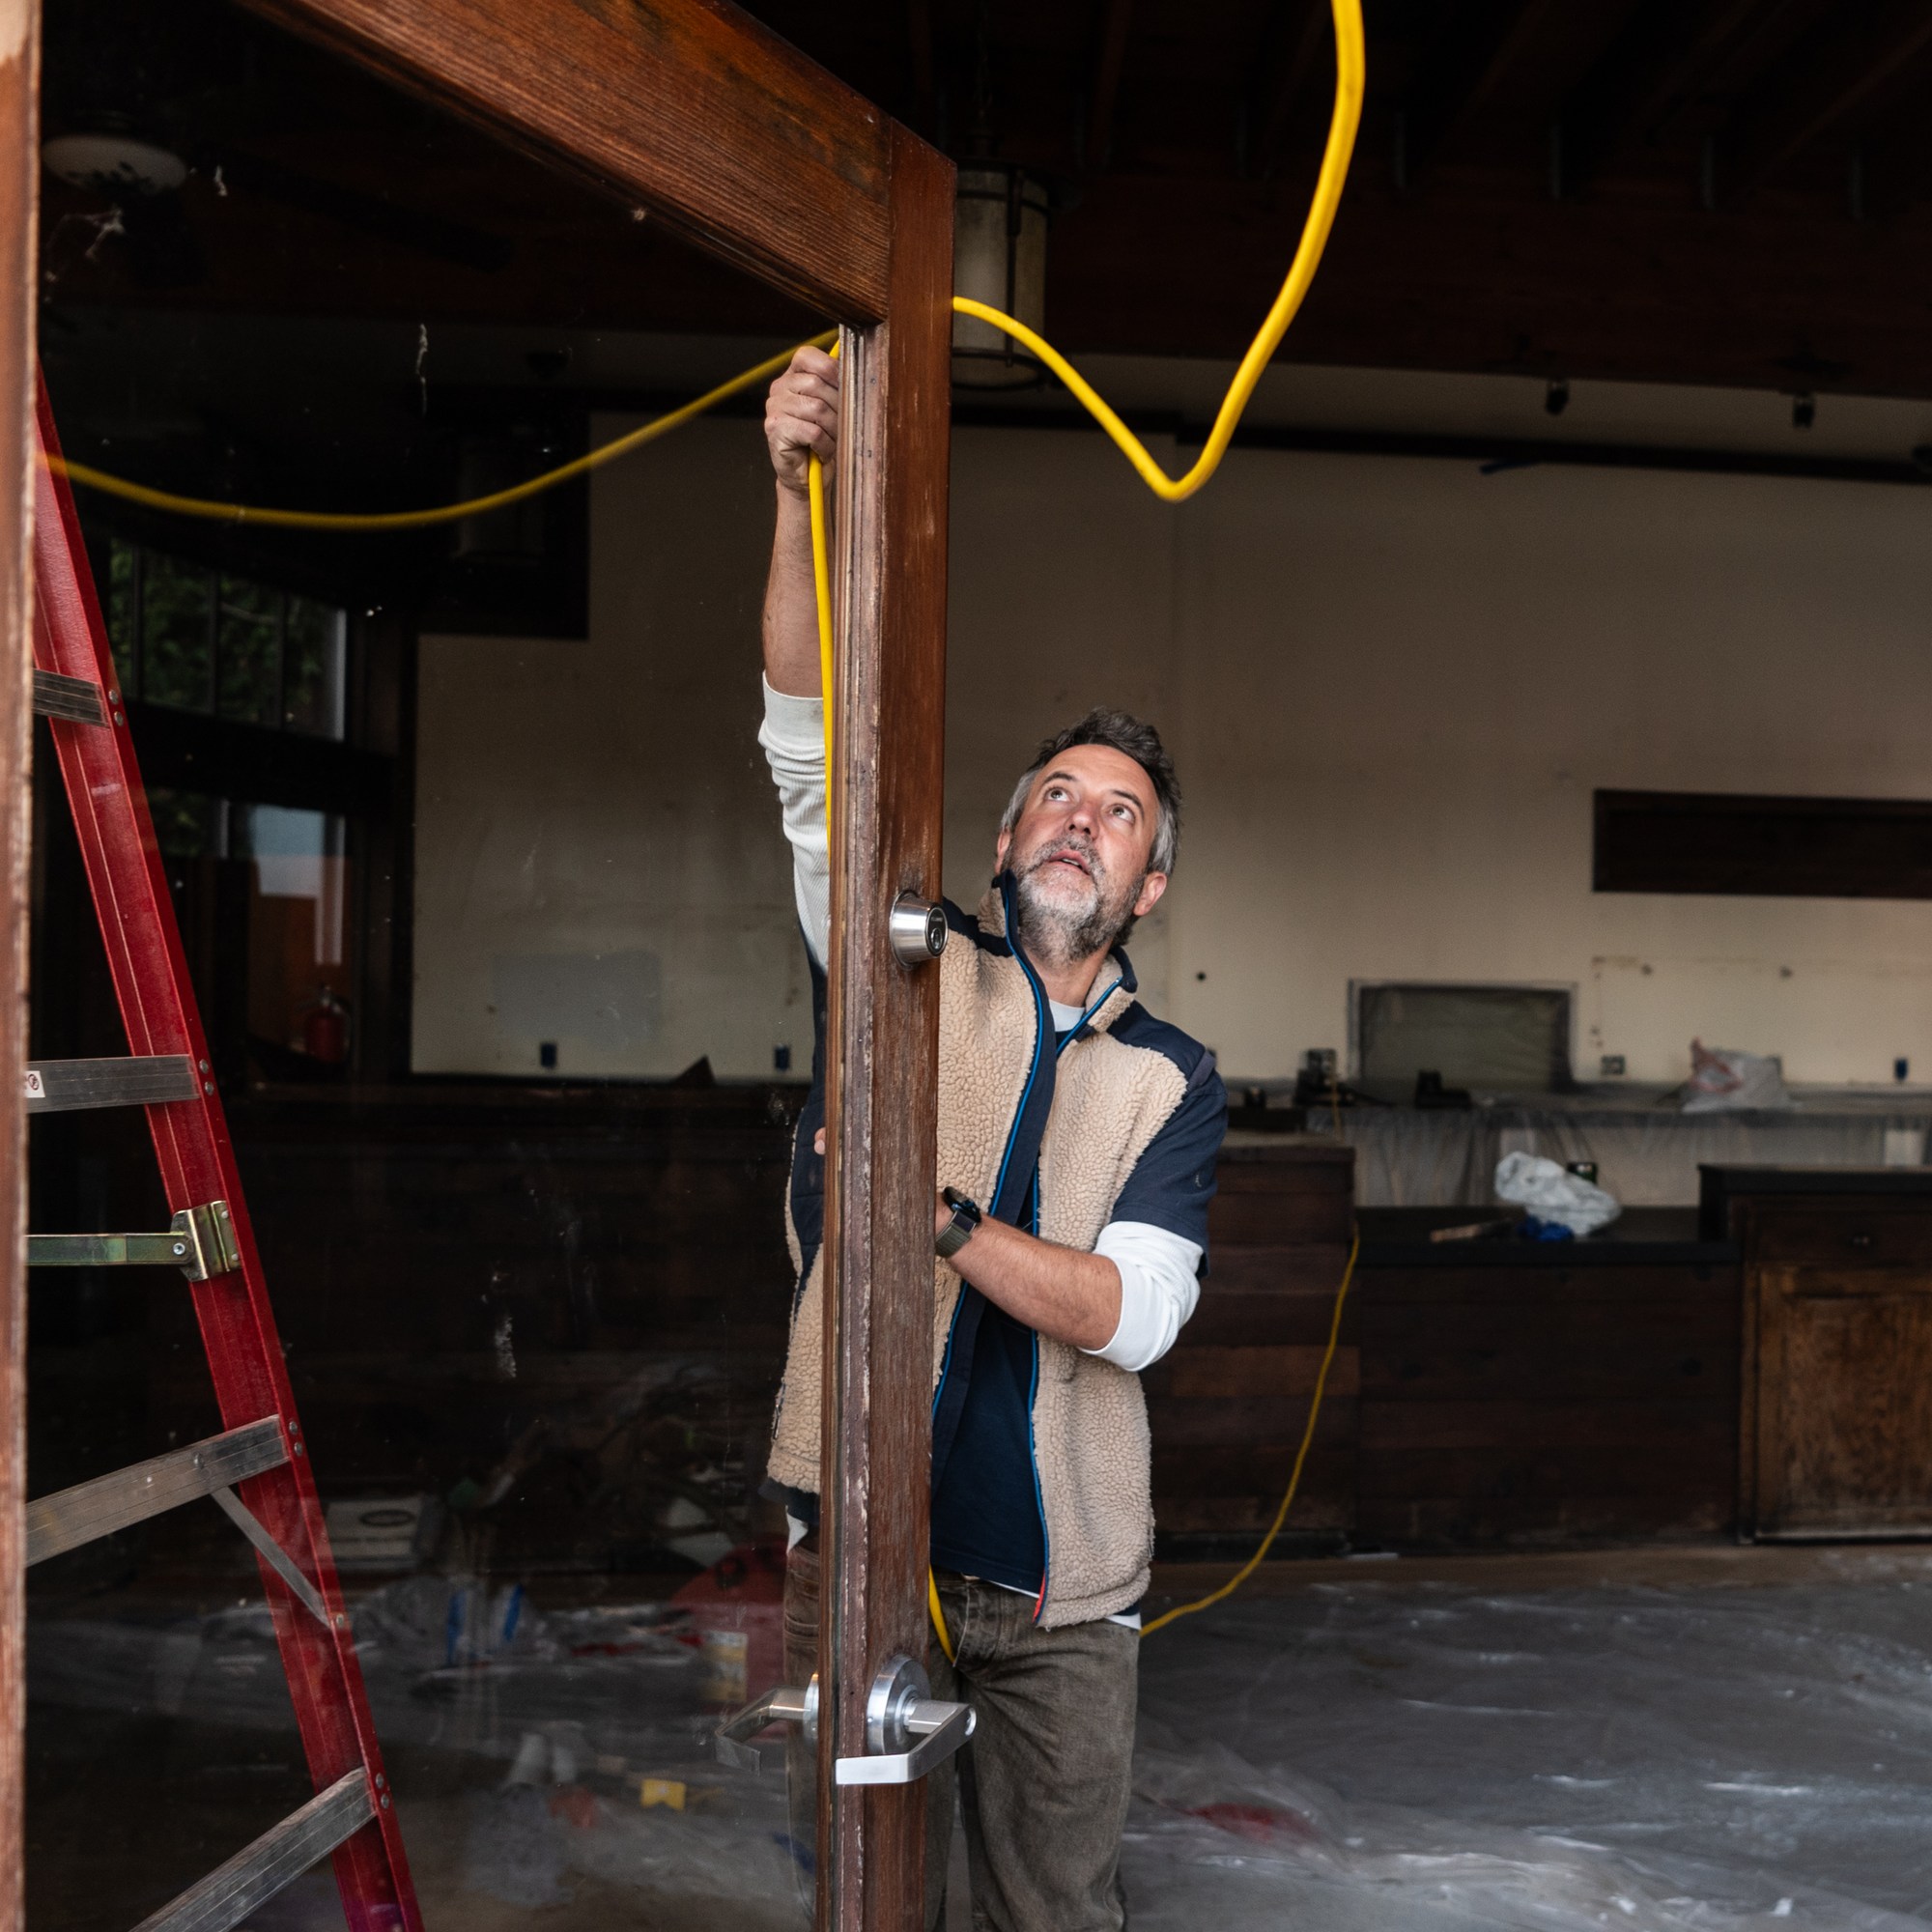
[1012,851,1140,969]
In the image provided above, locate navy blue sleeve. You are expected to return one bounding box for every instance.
[1109,1051,1227,1248]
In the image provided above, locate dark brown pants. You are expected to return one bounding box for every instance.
[785,1538,1138,1932]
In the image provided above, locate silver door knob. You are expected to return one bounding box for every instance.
[834,1655,974,1786]
[889,893,948,965]
[714,1675,817,1771]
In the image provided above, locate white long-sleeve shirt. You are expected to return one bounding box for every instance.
[758,677,1201,1373]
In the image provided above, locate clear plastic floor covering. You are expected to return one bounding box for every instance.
[30,1555,1932,1930]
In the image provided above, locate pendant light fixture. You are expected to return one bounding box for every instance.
[952,162,1049,389]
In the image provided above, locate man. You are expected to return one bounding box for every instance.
[757,344,1226,1932]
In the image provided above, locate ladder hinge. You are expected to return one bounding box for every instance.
[175,1199,242,1280]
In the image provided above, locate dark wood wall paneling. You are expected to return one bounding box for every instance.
[1144,1143,1358,1550]
[1356,1253,1741,1548]
[110,1116,1753,1564]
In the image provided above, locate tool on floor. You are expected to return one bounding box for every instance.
[22,375,423,1932]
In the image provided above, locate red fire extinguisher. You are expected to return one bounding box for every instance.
[302,986,351,1064]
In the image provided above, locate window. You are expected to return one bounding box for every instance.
[102,539,347,739]
[151,791,355,1075]
[1354,982,1575,1095]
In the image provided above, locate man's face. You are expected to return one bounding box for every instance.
[995,744,1169,964]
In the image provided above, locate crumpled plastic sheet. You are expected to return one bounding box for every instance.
[1319,1096,1932,1208]
[33,1570,1932,1928]
[1126,1576,1932,1929]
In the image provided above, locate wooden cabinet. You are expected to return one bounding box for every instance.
[1707,1170,1932,1540]
[1144,1137,1357,1553]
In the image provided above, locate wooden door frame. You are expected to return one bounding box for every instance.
[0,5,952,1930]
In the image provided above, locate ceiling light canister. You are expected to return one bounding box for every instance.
[952,164,1049,390]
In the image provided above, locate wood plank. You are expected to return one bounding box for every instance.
[1360,1263,1740,1307]
[1214,1150,1353,1191]
[248,0,893,321]
[1358,1443,1736,1503]
[1361,1398,1734,1453]
[1185,1286,1359,1347]
[1147,1345,1359,1400]
[1358,1494,1731,1548]
[0,7,35,1928]
[1148,1392,1355,1446]
[1208,1188,1351,1246]
[1155,1489,1354,1535]
[817,121,953,1932]
[1720,0,1932,198]
[1359,1298,1739,1350]
[1206,1245,1355,1293]
[1359,1343,1736,1405]
[1750,1206,1932,1270]
[1151,1437,1357,1499]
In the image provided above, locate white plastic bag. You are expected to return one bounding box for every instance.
[1493,1151,1622,1236]
[1682,1038,1793,1114]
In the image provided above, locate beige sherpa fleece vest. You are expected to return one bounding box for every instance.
[767,883,1196,1629]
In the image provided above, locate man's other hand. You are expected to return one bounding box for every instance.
[765,345,840,498]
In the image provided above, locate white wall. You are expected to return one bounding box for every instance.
[413,416,810,1079]
[414,397,1932,1088]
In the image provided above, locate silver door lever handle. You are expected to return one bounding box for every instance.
[834,1654,975,1786]
[714,1677,816,1772]
[714,1658,973,1785]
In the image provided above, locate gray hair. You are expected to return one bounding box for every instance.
[1000,708,1180,878]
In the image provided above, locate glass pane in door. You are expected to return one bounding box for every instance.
[28,3,839,1925]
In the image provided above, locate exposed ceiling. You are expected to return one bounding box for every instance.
[731,0,1932,397]
[35,0,1932,403]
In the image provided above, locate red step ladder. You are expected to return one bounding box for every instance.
[24,375,423,1932]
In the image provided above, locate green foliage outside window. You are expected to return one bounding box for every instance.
[99,537,346,739]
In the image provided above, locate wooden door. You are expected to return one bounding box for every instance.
[0,6,952,1930]
[1741,1195,1932,1538]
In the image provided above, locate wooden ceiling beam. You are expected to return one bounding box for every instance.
[1402,0,1565,187]
[1083,0,1134,174]
[1561,0,1765,195]
[1246,0,1329,181]
[1719,0,1932,196]
[239,0,895,322]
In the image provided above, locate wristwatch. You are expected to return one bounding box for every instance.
[935,1187,982,1261]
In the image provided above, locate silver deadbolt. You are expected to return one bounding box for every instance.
[890,892,947,966]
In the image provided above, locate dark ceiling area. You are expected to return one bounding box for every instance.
[731,0,1932,397]
[37,0,1932,405]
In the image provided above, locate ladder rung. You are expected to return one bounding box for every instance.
[32,667,108,725]
[30,1199,240,1280]
[129,1770,375,1932]
[26,1054,200,1114]
[26,1417,288,1566]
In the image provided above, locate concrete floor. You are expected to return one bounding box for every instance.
[29,1544,1932,1930]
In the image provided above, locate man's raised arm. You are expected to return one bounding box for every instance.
[761,344,840,698]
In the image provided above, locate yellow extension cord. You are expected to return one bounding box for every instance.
[47,0,1367,1651]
